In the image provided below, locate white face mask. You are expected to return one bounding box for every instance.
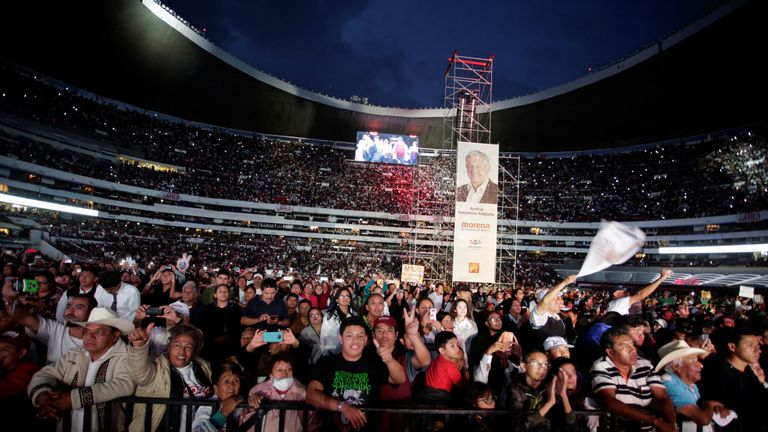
[272,376,293,392]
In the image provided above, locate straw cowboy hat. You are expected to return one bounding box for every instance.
[74,307,135,335]
[655,340,708,372]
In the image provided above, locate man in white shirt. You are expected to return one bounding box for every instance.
[55,267,100,322]
[94,271,140,322]
[606,269,672,316]
[3,279,96,364]
[456,150,499,204]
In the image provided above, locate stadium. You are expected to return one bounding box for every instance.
[0,0,766,431]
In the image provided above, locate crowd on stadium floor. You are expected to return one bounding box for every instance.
[1,248,766,432]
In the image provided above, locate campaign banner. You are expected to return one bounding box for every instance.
[453,142,499,283]
[401,264,425,284]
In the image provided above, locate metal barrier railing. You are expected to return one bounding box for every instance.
[104,396,614,432]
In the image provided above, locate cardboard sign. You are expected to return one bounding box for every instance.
[401,264,425,284]
[738,286,754,299]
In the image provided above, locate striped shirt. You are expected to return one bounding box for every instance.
[591,356,665,431]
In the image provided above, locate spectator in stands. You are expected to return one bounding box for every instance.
[192,361,247,432]
[422,331,467,406]
[361,293,386,331]
[199,284,242,365]
[143,267,182,306]
[453,299,478,358]
[127,322,212,432]
[700,327,767,431]
[591,326,676,432]
[4,290,95,364]
[505,350,567,431]
[28,308,136,431]
[428,283,445,311]
[656,340,727,432]
[181,281,204,325]
[242,278,289,329]
[606,269,672,316]
[286,293,300,320]
[300,307,324,365]
[290,299,312,335]
[201,270,231,306]
[319,287,355,355]
[19,271,60,321]
[543,336,573,361]
[96,270,140,322]
[307,316,406,432]
[246,351,318,432]
[502,298,527,334]
[0,331,40,426]
[55,266,99,322]
[527,275,578,350]
[376,310,431,404]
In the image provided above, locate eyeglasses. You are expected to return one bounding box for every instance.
[527,360,550,368]
[309,313,323,318]
[487,317,501,322]
[338,294,351,299]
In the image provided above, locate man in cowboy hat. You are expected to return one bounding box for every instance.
[27,307,136,432]
[656,340,729,432]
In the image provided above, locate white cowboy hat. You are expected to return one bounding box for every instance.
[74,307,135,335]
[655,340,708,372]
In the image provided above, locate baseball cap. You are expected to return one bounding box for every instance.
[612,285,628,293]
[0,331,31,350]
[536,288,565,303]
[543,336,574,352]
[374,315,397,329]
[168,301,190,318]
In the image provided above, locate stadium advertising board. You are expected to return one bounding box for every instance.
[354,131,419,165]
[452,142,498,283]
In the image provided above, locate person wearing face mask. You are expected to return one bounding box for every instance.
[243,352,319,432]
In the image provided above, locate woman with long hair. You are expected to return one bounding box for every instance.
[318,287,356,355]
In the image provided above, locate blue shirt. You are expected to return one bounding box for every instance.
[661,372,700,408]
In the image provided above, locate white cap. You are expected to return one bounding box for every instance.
[543,336,574,352]
[168,301,190,317]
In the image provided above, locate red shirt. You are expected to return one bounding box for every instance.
[425,354,461,392]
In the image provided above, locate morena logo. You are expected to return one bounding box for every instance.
[461,222,490,229]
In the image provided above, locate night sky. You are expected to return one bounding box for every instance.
[159,0,724,108]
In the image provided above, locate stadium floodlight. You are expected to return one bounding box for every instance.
[0,193,99,217]
[658,244,768,254]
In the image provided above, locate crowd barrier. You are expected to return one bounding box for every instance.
[101,396,615,431]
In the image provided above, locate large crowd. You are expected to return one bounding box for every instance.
[2,64,768,432]
[1,246,766,432]
[2,65,768,222]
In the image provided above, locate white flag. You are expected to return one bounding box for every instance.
[577,221,645,277]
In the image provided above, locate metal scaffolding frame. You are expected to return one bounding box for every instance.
[496,155,521,289]
[408,152,456,285]
[409,52,519,288]
[442,52,494,148]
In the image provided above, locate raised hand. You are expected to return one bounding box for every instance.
[246,329,266,352]
[403,308,419,336]
[127,322,154,347]
[373,338,394,363]
[281,328,298,347]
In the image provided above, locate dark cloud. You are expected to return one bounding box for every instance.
[160,0,725,108]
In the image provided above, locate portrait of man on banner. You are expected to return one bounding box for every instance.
[455,149,498,204]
